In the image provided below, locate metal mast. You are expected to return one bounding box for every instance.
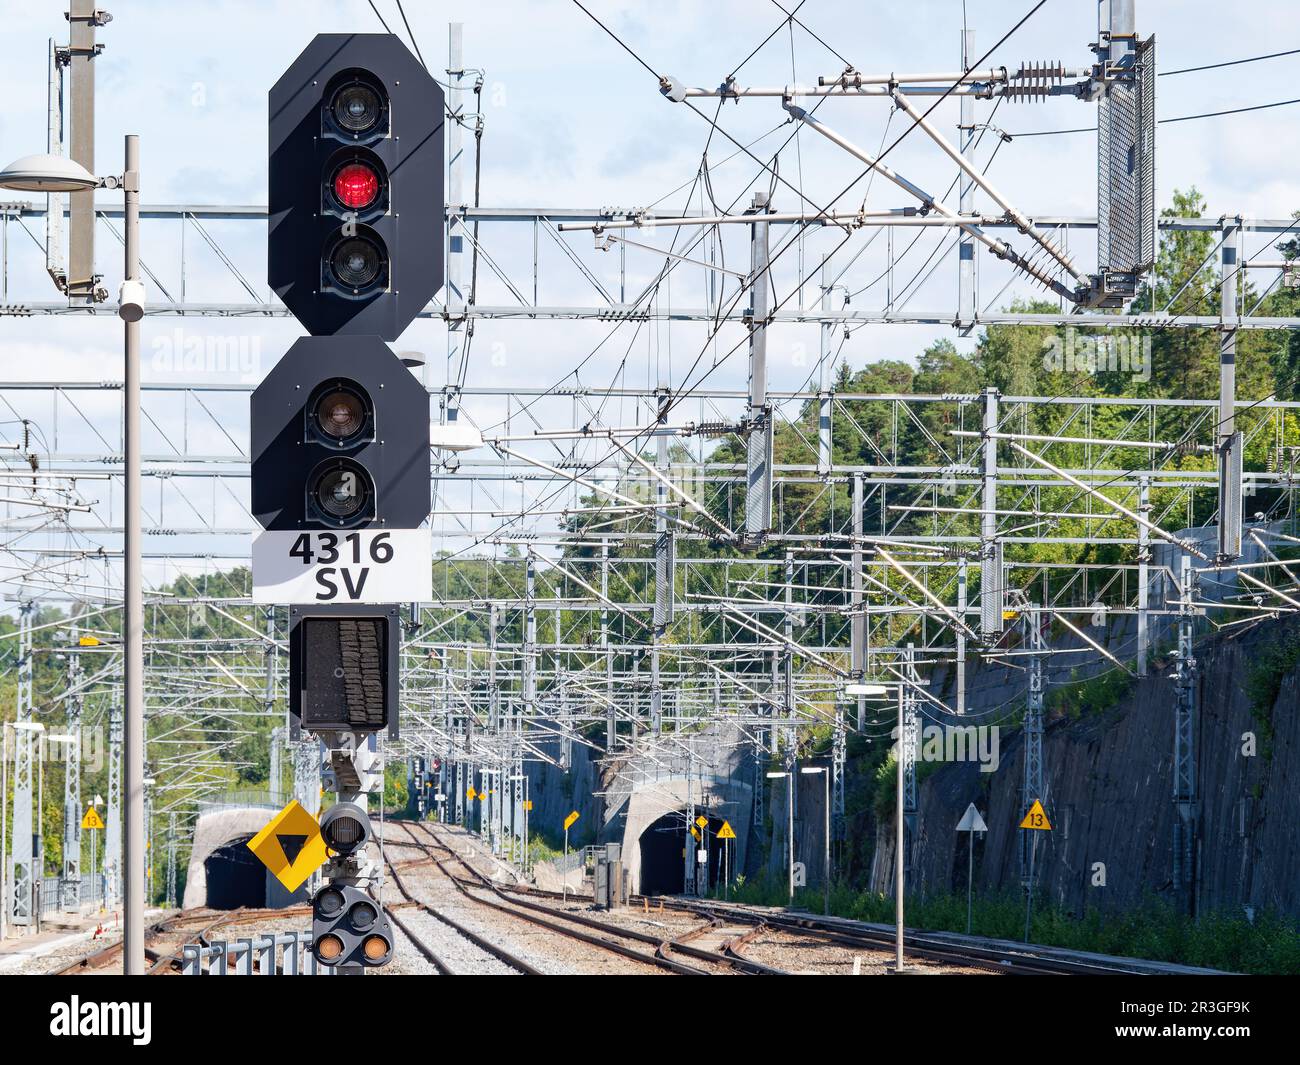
[1020,607,1046,888]
[60,614,83,911]
[104,686,122,910]
[744,191,773,544]
[1172,554,1199,913]
[9,602,35,928]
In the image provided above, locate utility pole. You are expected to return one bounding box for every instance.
[901,644,919,883]
[164,813,176,909]
[957,26,977,332]
[894,683,906,972]
[1218,215,1243,562]
[684,743,695,895]
[1020,607,1046,890]
[851,474,865,728]
[66,0,105,305]
[1137,476,1150,676]
[9,602,35,930]
[602,538,614,748]
[817,255,834,474]
[783,550,795,754]
[61,614,83,911]
[652,386,671,738]
[980,388,1003,636]
[1173,554,1199,915]
[744,191,773,544]
[956,559,968,713]
[104,686,121,910]
[122,131,146,974]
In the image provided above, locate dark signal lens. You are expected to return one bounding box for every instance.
[331,82,382,134]
[348,902,378,932]
[333,162,380,210]
[316,388,367,441]
[312,461,372,523]
[325,813,366,852]
[314,888,346,919]
[330,236,383,290]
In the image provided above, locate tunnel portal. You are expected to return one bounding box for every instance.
[203,833,264,909]
[636,811,731,897]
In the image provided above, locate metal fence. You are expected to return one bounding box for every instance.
[196,790,291,816]
[38,875,106,916]
[550,845,599,875]
[180,931,323,975]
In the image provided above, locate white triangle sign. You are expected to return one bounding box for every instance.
[956,803,988,833]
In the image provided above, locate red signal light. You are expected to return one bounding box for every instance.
[333,162,380,210]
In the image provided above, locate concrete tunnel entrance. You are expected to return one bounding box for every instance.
[636,812,730,896]
[203,833,264,909]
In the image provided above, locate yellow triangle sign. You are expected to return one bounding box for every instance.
[1019,799,1052,831]
[467,786,477,800]
[247,799,328,893]
[717,820,736,840]
[81,805,105,830]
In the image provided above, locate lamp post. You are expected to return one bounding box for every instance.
[801,766,830,915]
[765,770,795,905]
[843,677,905,972]
[0,139,145,973]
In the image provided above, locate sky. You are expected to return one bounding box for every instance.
[1,0,1299,591]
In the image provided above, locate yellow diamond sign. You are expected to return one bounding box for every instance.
[81,805,105,831]
[247,800,328,893]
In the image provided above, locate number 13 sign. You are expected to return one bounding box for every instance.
[251,528,432,604]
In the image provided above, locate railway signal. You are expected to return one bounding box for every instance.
[311,882,394,968]
[268,32,445,340]
[250,336,432,607]
[256,30,446,975]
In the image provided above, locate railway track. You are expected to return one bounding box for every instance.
[452,845,1166,975]
[634,896,1193,976]
[401,821,788,975]
[50,905,314,976]
[382,842,541,974]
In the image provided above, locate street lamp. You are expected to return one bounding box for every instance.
[843,682,889,697]
[801,766,830,915]
[766,770,795,905]
[0,136,146,974]
[0,154,99,192]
